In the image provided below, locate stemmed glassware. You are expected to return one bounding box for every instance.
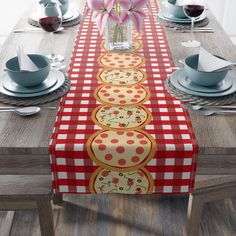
[38,0,64,67]
[181,0,205,48]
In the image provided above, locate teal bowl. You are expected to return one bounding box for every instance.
[167,1,186,19]
[184,54,229,87]
[59,0,69,16]
[5,54,50,87]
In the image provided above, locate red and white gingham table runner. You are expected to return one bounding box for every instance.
[50,0,198,194]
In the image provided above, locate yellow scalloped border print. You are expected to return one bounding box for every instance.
[89,167,154,194]
[86,32,157,194]
[86,129,157,172]
[98,53,145,69]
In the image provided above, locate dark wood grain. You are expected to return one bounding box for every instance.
[0,0,235,177]
[1,193,236,236]
[0,175,52,199]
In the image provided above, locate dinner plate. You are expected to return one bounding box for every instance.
[3,72,58,94]
[30,8,80,23]
[169,69,236,97]
[177,69,232,93]
[0,69,65,98]
[157,11,206,23]
[62,9,74,21]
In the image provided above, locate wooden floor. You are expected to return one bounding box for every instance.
[0,195,236,236]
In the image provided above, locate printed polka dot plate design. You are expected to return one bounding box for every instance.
[101,40,142,53]
[86,130,157,172]
[94,84,151,106]
[98,53,145,69]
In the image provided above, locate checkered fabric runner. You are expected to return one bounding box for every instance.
[50,0,198,194]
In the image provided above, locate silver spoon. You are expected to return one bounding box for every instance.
[181,104,236,116]
[14,27,64,33]
[188,109,236,116]
[0,106,41,116]
[182,104,236,110]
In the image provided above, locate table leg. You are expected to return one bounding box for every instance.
[186,194,204,236]
[53,194,63,205]
[37,200,55,236]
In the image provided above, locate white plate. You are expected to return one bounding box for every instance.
[170,69,236,97]
[158,11,206,23]
[177,70,232,93]
[0,69,65,98]
[30,8,80,23]
[3,72,58,94]
[62,9,74,21]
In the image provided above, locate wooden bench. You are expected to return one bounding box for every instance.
[0,175,54,236]
[186,175,236,236]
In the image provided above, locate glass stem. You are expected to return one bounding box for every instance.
[191,18,195,42]
[51,32,55,60]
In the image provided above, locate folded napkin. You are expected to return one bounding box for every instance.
[198,47,233,72]
[17,46,39,72]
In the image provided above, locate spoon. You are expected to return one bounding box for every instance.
[0,106,41,116]
[187,109,236,116]
[14,27,64,33]
[181,104,236,110]
[181,104,236,116]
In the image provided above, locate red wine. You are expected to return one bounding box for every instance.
[39,17,62,32]
[184,5,204,18]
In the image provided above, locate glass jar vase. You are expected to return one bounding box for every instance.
[104,8,132,51]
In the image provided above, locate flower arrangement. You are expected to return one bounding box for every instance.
[87,0,150,50]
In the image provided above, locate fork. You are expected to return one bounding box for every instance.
[171,28,215,33]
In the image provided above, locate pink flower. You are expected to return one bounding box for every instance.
[119,0,148,33]
[87,0,119,34]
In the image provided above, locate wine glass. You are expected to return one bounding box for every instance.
[181,0,205,48]
[39,0,64,67]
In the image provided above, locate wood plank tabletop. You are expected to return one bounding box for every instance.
[0,0,235,175]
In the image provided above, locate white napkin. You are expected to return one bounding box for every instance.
[17,46,39,72]
[198,47,233,72]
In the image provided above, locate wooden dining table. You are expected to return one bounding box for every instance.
[0,0,235,194]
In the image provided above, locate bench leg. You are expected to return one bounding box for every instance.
[186,194,204,236]
[37,201,55,236]
[53,194,63,205]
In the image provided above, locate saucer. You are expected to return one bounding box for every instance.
[0,69,65,98]
[62,9,74,21]
[169,69,236,97]
[158,11,206,23]
[3,72,58,94]
[30,8,80,23]
[177,69,232,93]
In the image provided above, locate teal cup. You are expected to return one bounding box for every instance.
[184,54,229,87]
[39,0,69,16]
[59,0,69,16]
[5,54,50,87]
[167,0,186,19]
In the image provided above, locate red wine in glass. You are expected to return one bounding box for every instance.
[38,1,64,66]
[39,17,62,32]
[184,5,205,18]
[182,1,205,48]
